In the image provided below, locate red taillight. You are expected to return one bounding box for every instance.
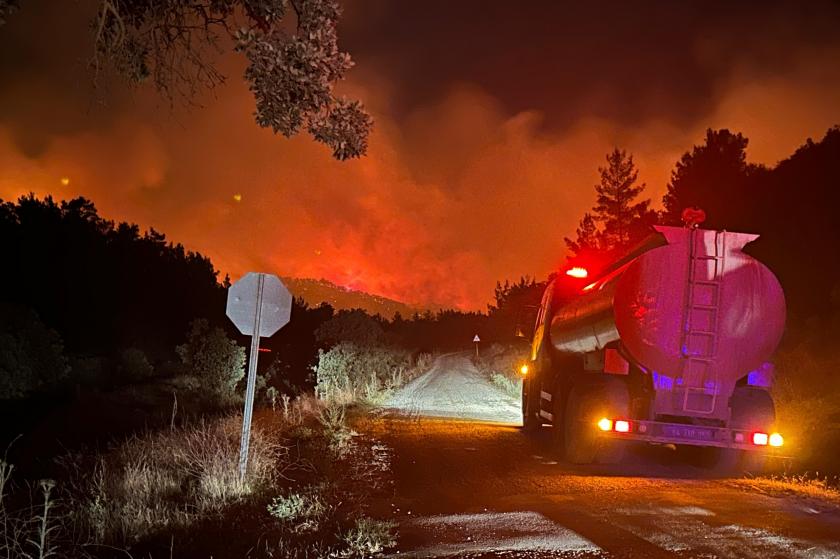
[614,420,631,433]
[752,432,769,446]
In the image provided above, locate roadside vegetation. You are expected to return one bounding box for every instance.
[473,343,529,400]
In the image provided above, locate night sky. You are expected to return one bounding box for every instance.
[2,0,840,309]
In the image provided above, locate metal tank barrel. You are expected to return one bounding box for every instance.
[550,226,786,386]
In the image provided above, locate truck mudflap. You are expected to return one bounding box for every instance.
[596,418,785,452]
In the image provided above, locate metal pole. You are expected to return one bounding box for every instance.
[239,274,264,482]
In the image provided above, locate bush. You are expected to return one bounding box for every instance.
[0,303,69,399]
[118,347,154,381]
[772,343,840,470]
[267,486,330,533]
[342,517,396,557]
[474,343,527,399]
[176,319,246,405]
[315,342,416,403]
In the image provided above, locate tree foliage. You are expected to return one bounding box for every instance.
[314,308,385,346]
[176,318,246,404]
[0,195,226,356]
[565,148,655,268]
[0,304,69,399]
[487,276,547,340]
[662,129,759,228]
[4,0,372,159]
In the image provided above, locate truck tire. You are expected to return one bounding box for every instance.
[595,377,630,464]
[564,377,630,464]
[695,387,775,474]
[727,387,775,475]
[521,375,542,432]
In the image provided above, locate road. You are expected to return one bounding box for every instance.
[369,353,840,559]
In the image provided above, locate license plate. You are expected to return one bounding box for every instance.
[660,424,714,441]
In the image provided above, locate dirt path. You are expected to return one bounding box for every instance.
[366,353,840,558]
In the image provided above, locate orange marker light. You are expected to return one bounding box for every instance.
[566,267,589,279]
[769,433,784,447]
[597,418,613,431]
[519,364,529,376]
[614,420,631,433]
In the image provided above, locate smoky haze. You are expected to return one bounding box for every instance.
[1,0,840,309]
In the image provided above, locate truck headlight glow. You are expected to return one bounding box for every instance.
[769,432,784,447]
[614,420,631,433]
[752,432,769,446]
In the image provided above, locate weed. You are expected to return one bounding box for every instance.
[319,402,356,457]
[341,517,396,557]
[267,487,329,533]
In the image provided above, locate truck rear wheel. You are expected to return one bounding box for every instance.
[726,387,775,475]
[689,387,775,474]
[564,378,630,464]
[521,376,542,432]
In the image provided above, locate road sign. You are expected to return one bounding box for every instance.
[226,272,292,337]
[226,272,292,481]
[473,335,481,343]
[473,334,481,358]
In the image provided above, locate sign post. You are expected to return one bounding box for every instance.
[473,334,481,358]
[226,272,292,482]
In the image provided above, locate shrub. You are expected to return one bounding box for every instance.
[318,401,356,457]
[0,303,69,399]
[315,342,412,403]
[176,319,246,405]
[267,486,329,533]
[342,517,396,557]
[474,343,527,399]
[118,347,154,381]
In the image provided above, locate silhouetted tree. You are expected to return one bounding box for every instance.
[488,277,547,341]
[0,195,226,358]
[565,148,655,272]
[592,148,654,250]
[662,129,761,229]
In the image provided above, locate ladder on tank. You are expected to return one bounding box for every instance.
[680,229,725,414]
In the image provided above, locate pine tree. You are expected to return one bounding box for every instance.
[565,148,655,269]
[661,129,756,229]
[564,212,599,257]
[592,148,653,251]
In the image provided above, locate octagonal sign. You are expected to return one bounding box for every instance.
[226,272,292,338]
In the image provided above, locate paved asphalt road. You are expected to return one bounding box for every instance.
[367,353,840,559]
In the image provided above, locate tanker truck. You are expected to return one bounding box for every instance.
[522,225,786,471]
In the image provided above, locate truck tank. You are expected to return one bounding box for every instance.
[549,226,786,417]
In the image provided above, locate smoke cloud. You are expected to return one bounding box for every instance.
[1,1,839,309]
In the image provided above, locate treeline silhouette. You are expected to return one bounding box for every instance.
[0,196,522,405]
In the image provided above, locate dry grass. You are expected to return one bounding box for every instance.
[58,414,287,546]
[3,390,400,558]
[729,474,840,507]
